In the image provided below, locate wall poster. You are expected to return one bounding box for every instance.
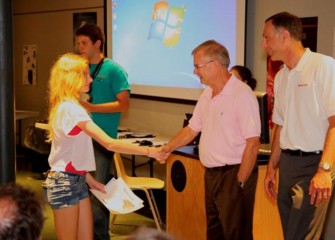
[22,44,37,86]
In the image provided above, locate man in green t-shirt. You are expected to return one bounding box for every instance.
[76,24,130,240]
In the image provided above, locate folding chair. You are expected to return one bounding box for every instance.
[110,153,165,230]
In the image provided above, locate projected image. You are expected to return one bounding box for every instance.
[111,0,242,99]
[148,1,186,47]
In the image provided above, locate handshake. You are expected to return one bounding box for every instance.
[147,145,172,164]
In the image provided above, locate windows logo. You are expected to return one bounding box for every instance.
[148,1,186,47]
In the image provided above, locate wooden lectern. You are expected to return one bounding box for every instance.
[166,147,284,240]
[166,152,206,240]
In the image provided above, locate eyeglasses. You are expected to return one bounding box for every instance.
[194,60,214,70]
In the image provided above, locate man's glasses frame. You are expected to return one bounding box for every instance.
[194,60,214,70]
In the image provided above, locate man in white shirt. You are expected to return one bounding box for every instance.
[263,12,335,240]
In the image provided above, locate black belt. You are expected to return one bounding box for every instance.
[206,164,239,172]
[282,149,322,156]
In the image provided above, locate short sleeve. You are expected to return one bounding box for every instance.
[55,101,91,135]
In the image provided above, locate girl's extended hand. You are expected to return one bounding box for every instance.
[148,147,170,164]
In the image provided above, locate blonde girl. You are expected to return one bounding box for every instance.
[43,53,165,240]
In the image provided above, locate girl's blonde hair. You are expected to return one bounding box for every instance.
[47,53,88,140]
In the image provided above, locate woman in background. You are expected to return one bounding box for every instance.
[43,53,166,240]
[230,65,257,90]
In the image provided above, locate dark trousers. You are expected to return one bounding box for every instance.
[205,164,258,240]
[278,153,334,240]
[91,141,114,240]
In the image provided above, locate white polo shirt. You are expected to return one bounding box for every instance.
[273,48,335,151]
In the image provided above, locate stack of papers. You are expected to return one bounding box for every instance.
[90,178,144,214]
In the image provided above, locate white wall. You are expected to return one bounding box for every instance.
[126,0,335,138]
[120,98,194,137]
[245,2,335,238]
[13,0,104,129]
[246,0,335,92]
[14,0,335,139]
[13,0,195,138]
[12,1,335,237]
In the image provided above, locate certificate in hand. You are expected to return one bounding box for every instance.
[90,177,144,214]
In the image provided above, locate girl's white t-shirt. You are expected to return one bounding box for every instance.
[48,100,96,172]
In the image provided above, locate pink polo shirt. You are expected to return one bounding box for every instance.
[189,76,261,168]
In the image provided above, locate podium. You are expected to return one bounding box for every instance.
[166,146,284,240]
[166,151,206,240]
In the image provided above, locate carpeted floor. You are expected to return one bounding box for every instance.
[15,148,166,240]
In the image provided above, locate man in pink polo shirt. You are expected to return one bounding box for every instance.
[162,40,261,240]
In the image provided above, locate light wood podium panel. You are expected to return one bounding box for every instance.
[253,165,283,240]
[166,154,206,240]
[166,151,283,240]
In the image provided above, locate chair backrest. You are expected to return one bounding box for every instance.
[114,153,128,180]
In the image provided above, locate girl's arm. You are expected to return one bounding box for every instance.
[77,120,168,160]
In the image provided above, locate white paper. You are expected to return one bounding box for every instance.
[90,178,144,214]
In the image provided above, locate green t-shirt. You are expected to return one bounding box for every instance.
[89,58,130,138]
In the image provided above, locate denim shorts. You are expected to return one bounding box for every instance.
[42,171,88,209]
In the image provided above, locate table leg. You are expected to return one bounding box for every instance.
[131,155,154,177]
[131,155,136,176]
[18,119,22,146]
[149,158,154,177]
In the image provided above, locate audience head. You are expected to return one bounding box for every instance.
[126,226,173,240]
[265,12,303,41]
[192,40,230,69]
[0,183,44,240]
[230,65,257,90]
[75,24,105,52]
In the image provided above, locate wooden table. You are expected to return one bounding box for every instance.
[117,130,170,177]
